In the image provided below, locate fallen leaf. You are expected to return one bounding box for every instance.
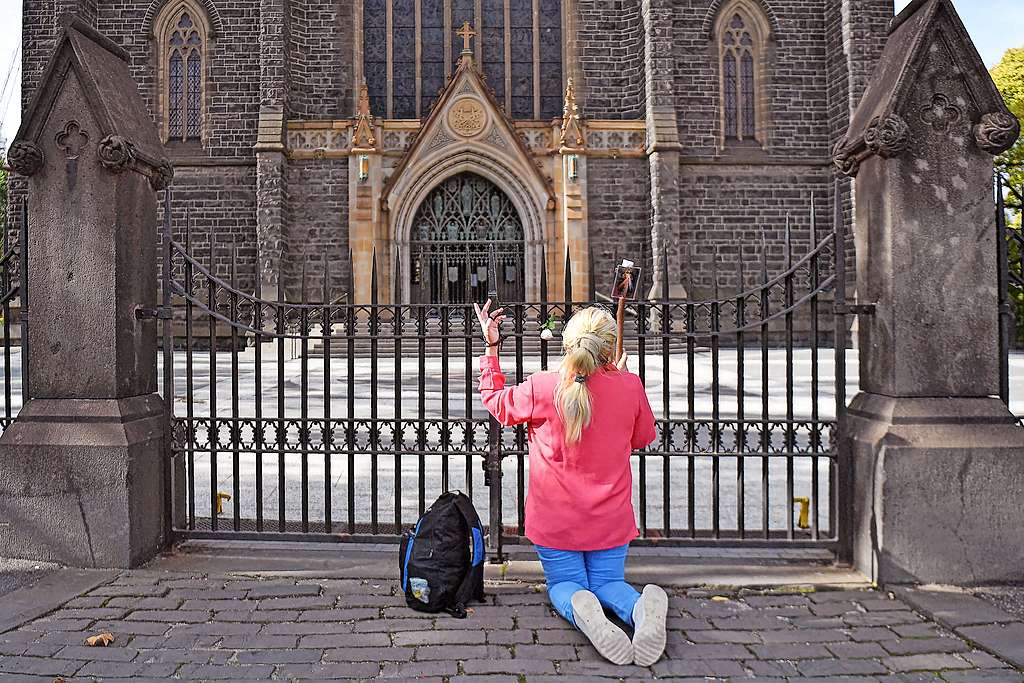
[85,632,115,647]
[710,596,730,602]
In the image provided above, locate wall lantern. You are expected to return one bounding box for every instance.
[357,154,370,182]
[566,153,579,182]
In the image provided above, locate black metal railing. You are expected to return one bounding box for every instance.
[996,174,1024,420]
[161,184,853,554]
[0,204,28,432]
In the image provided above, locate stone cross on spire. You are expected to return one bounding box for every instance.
[456,21,476,54]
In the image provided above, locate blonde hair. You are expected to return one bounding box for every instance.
[556,306,618,444]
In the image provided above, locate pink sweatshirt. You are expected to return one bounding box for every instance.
[478,354,657,550]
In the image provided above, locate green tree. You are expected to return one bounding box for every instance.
[992,48,1024,343]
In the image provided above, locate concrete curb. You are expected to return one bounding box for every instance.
[0,567,118,634]
[893,586,1024,670]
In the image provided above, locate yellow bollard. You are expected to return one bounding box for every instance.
[793,497,810,530]
[215,491,232,515]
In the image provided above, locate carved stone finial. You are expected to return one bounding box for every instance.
[973,112,1021,155]
[7,140,45,176]
[150,158,175,191]
[831,140,859,178]
[864,114,911,159]
[97,134,137,173]
[559,77,585,150]
[352,82,376,149]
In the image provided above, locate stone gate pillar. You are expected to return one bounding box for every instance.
[0,18,173,568]
[833,0,1024,584]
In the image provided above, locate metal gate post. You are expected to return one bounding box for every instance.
[832,180,853,566]
[484,246,504,562]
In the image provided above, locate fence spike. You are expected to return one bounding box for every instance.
[686,232,695,297]
[348,248,355,299]
[539,246,548,305]
[230,240,238,290]
[487,243,498,299]
[760,228,769,285]
[185,205,191,252]
[564,249,574,315]
[712,244,720,301]
[393,248,402,306]
[785,213,793,270]
[323,251,331,304]
[588,245,596,301]
[371,245,379,307]
[209,222,216,276]
[809,191,817,251]
[736,244,744,296]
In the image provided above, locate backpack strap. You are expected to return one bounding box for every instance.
[448,493,485,617]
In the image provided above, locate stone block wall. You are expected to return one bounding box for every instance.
[283,158,351,302]
[576,0,646,118]
[587,157,652,297]
[289,0,355,118]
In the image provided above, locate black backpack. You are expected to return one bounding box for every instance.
[399,491,485,618]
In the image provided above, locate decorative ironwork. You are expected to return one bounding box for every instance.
[410,172,524,304]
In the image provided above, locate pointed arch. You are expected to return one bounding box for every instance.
[152,0,213,144]
[712,0,772,149]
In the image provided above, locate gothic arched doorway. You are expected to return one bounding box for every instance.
[410,172,526,305]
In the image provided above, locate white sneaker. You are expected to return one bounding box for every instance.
[570,590,633,665]
[631,584,668,666]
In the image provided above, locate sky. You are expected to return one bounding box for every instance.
[0,1,1022,153]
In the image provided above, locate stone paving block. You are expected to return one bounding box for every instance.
[107,596,183,610]
[534,629,586,644]
[745,659,802,677]
[319,580,393,596]
[181,598,257,611]
[882,637,970,656]
[256,596,335,610]
[90,620,173,636]
[54,645,140,661]
[0,656,84,676]
[686,628,762,643]
[88,585,170,598]
[217,634,299,648]
[380,660,460,677]
[742,594,813,608]
[512,643,577,660]
[76,661,179,678]
[893,623,943,638]
[957,623,1024,669]
[799,677,882,683]
[336,594,408,608]
[664,642,752,659]
[555,659,652,677]
[392,629,487,646]
[246,583,322,598]
[883,653,974,672]
[859,598,909,612]
[165,588,249,600]
[261,621,354,635]
[63,596,109,609]
[177,663,278,679]
[136,647,232,664]
[963,651,1013,669]
[323,646,415,662]
[487,629,535,644]
[299,607,380,621]
[941,670,1024,682]
[667,615,714,630]
[354,617,435,632]
[747,643,833,659]
[652,657,748,678]
[850,626,900,641]
[793,616,851,629]
[810,590,875,603]
[444,616,516,630]
[168,622,262,637]
[708,614,792,630]
[448,676,520,682]
[126,609,210,623]
[28,630,101,646]
[826,641,891,658]
[416,644,513,660]
[235,648,324,664]
[845,611,924,627]
[759,627,850,643]
[215,608,301,622]
[298,631,391,648]
[796,657,890,676]
[876,674,945,682]
[462,658,556,675]
[895,590,1020,628]
[810,601,861,617]
[22,618,94,631]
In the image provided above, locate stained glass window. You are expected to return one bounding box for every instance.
[364,0,562,121]
[719,9,763,144]
[161,9,207,142]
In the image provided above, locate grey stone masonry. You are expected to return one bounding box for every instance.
[836,0,1024,585]
[0,576,1021,681]
[0,17,171,568]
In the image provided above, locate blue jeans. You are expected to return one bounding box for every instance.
[534,544,641,628]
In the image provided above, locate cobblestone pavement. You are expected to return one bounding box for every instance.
[1,572,1022,682]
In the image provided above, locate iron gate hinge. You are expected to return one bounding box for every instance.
[833,302,876,316]
[135,306,173,320]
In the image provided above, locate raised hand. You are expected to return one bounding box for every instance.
[473,298,505,347]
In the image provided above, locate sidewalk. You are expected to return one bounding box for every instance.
[0,544,1021,682]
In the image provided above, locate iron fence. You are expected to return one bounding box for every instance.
[161,184,853,556]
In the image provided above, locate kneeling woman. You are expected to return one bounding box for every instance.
[474,301,668,666]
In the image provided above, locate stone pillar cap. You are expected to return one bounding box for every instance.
[832,0,1020,177]
[6,14,173,190]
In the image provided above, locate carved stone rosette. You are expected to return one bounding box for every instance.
[864,114,911,158]
[150,158,175,191]
[97,134,137,173]
[973,112,1021,155]
[7,140,45,176]
[831,140,859,178]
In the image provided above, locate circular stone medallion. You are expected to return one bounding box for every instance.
[447,98,487,138]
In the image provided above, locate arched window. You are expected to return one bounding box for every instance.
[154,1,211,143]
[715,1,770,148]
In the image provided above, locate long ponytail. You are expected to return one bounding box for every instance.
[555,307,617,444]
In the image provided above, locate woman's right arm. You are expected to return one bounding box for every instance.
[631,378,657,450]
[478,355,535,427]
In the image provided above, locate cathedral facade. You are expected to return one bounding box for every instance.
[19,0,894,304]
